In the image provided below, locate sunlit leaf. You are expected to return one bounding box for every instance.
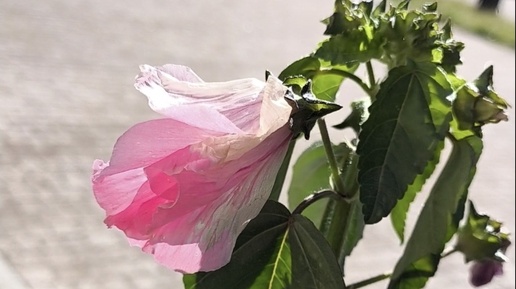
[390,141,444,243]
[357,62,453,224]
[388,135,483,289]
[183,201,290,289]
[279,56,358,101]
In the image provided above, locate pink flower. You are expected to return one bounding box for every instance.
[92,64,293,273]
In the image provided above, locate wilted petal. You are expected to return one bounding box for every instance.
[135,64,290,135]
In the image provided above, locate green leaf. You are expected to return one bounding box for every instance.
[279,56,321,82]
[183,201,291,289]
[314,35,380,66]
[289,215,346,289]
[279,56,358,101]
[333,97,371,135]
[389,255,441,289]
[357,62,453,224]
[338,199,365,269]
[252,230,292,289]
[288,142,348,226]
[390,141,444,243]
[388,135,483,289]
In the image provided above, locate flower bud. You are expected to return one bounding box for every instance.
[455,201,511,263]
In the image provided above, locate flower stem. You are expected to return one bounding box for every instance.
[317,118,347,197]
[269,139,296,201]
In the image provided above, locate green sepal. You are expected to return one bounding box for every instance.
[285,81,342,139]
[452,66,510,130]
[455,201,511,263]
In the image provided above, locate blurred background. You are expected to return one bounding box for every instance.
[1,0,514,288]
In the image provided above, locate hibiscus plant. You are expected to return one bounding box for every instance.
[92,1,512,288]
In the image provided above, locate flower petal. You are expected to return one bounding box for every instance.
[134,64,290,135]
[134,126,292,273]
[94,118,214,178]
[93,64,294,274]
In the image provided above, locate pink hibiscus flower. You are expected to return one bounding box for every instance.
[92,64,293,273]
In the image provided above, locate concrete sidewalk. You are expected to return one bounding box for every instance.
[0,1,514,289]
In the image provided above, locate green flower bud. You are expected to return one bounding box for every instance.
[473,96,508,123]
[455,201,511,263]
[452,66,510,130]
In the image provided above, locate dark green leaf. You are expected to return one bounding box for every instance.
[388,135,483,289]
[289,215,346,289]
[338,199,365,269]
[333,97,371,134]
[183,201,291,289]
[390,141,444,243]
[357,62,453,224]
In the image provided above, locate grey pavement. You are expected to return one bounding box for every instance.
[0,1,514,289]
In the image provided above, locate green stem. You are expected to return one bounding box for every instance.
[317,118,347,197]
[319,69,373,97]
[269,139,296,201]
[292,189,341,215]
[365,61,377,101]
[347,273,391,289]
[366,61,375,88]
[325,199,352,259]
[346,246,460,288]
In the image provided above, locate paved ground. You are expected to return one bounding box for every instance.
[0,1,514,289]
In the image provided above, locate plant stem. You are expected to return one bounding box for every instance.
[365,61,377,101]
[366,61,375,88]
[346,246,460,288]
[317,118,347,197]
[347,272,392,289]
[269,139,296,201]
[292,189,341,215]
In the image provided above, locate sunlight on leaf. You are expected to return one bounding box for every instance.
[357,62,453,224]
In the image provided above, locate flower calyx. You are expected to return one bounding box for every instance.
[283,80,342,139]
[453,66,510,130]
[455,201,511,263]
